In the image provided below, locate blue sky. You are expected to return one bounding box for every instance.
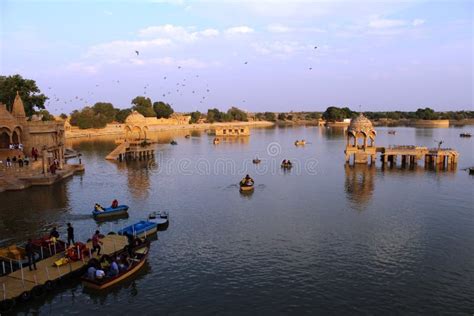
[1,0,472,114]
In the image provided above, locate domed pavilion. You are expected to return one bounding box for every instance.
[344,113,377,164]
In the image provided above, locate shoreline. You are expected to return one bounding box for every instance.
[65,121,274,139]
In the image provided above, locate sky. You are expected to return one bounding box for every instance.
[0,0,472,114]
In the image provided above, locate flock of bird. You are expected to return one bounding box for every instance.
[45,46,318,114]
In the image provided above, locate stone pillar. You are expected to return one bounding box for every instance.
[58,145,64,169]
[42,148,48,174]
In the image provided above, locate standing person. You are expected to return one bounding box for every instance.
[25,239,37,271]
[18,156,23,167]
[6,157,11,168]
[49,226,60,240]
[111,199,118,208]
[92,230,103,256]
[24,155,29,166]
[67,223,75,246]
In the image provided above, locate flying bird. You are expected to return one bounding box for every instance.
[135,50,139,55]
[178,66,182,69]
[244,61,248,64]
[314,46,318,49]
[163,76,167,80]
[309,67,313,70]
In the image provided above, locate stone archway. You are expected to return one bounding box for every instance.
[12,128,21,144]
[0,128,11,148]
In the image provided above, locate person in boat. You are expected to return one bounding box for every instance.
[100,255,112,269]
[25,238,37,271]
[282,159,287,165]
[67,223,75,246]
[111,199,119,208]
[49,226,60,240]
[108,260,120,277]
[241,174,254,186]
[94,203,104,212]
[95,269,105,280]
[87,265,97,280]
[118,254,130,271]
[124,232,134,256]
[287,160,292,166]
[92,230,103,256]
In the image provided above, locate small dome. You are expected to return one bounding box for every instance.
[348,113,375,135]
[125,111,146,124]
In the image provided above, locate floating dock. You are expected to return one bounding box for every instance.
[0,235,127,310]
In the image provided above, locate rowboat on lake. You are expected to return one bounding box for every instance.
[239,176,254,192]
[213,138,220,144]
[148,211,169,229]
[81,241,150,290]
[294,140,306,146]
[92,205,129,220]
[118,221,158,238]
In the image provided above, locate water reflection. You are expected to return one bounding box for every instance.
[115,160,155,199]
[344,164,375,209]
[0,183,70,244]
[320,126,347,140]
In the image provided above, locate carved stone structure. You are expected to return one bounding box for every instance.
[124,111,149,140]
[0,92,65,172]
[344,114,377,164]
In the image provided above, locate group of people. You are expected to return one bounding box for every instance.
[94,199,119,212]
[282,159,293,166]
[3,155,30,168]
[24,223,75,271]
[9,143,23,150]
[86,252,131,280]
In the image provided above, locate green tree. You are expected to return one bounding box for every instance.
[116,109,132,123]
[59,113,68,120]
[0,74,48,117]
[38,109,55,121]
[92,102,117,123]
[189,111,202,124]
[263,112,276,121]
[227,107,248,121]
[415,107,437,120]
[131,96,155,117]
[322,106,352,121]
[278,113,287,121]
[153,101,174,119]
[69,107,108,129]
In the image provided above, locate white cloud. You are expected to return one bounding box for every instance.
[369,17,425,29]
[252,41,308,57]
[66,62,98,75]
[137,24,219,42]
[369,18,407,29]
[104,10,113,16]
[199,28,220,37]
[412,19,425,26]
[225,26,254,35]
[84,38,172,59]
[266,24,291,33]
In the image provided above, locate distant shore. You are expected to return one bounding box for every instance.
[65,120,274,139]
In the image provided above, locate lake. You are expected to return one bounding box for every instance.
[1,125,473,315]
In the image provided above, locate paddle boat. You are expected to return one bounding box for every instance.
[170,140,178,145]
[92,205,129,220]
[294,140,306,146]
[388,130,396,135]
[239,176,254,192]
[118,221,158,238]
[81,241,150,290]
[185,134,191,139]
[213,138,220,144]
[252,158,261,164]
[460,132,472,138]
[148,211,169,229]
[281,161,293,169]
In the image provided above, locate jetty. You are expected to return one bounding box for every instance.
[0,235,127,310]
[344,114,459,169]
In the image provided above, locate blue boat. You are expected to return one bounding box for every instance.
[92,205,129,220]
[118,221,158,238]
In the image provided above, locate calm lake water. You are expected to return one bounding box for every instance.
[1,125,473,315]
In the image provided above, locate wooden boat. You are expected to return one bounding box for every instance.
[118,221,158,238]
[64,148,81,159]
[388,130,396,135]
[170,140,178,145]
[92,205,129,220]
[213,138,220,144]
[252,158,261,164]
[469,167,474,175]
[460,133,472,138]
[281,163,293,169]
[239,178,254,192]
[185,134,191,139]
[294,140,306,146]
[81,242,150,290]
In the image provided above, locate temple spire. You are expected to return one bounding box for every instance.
[11,91,26,121]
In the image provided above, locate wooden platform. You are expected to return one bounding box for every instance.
[0,235,127,302]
